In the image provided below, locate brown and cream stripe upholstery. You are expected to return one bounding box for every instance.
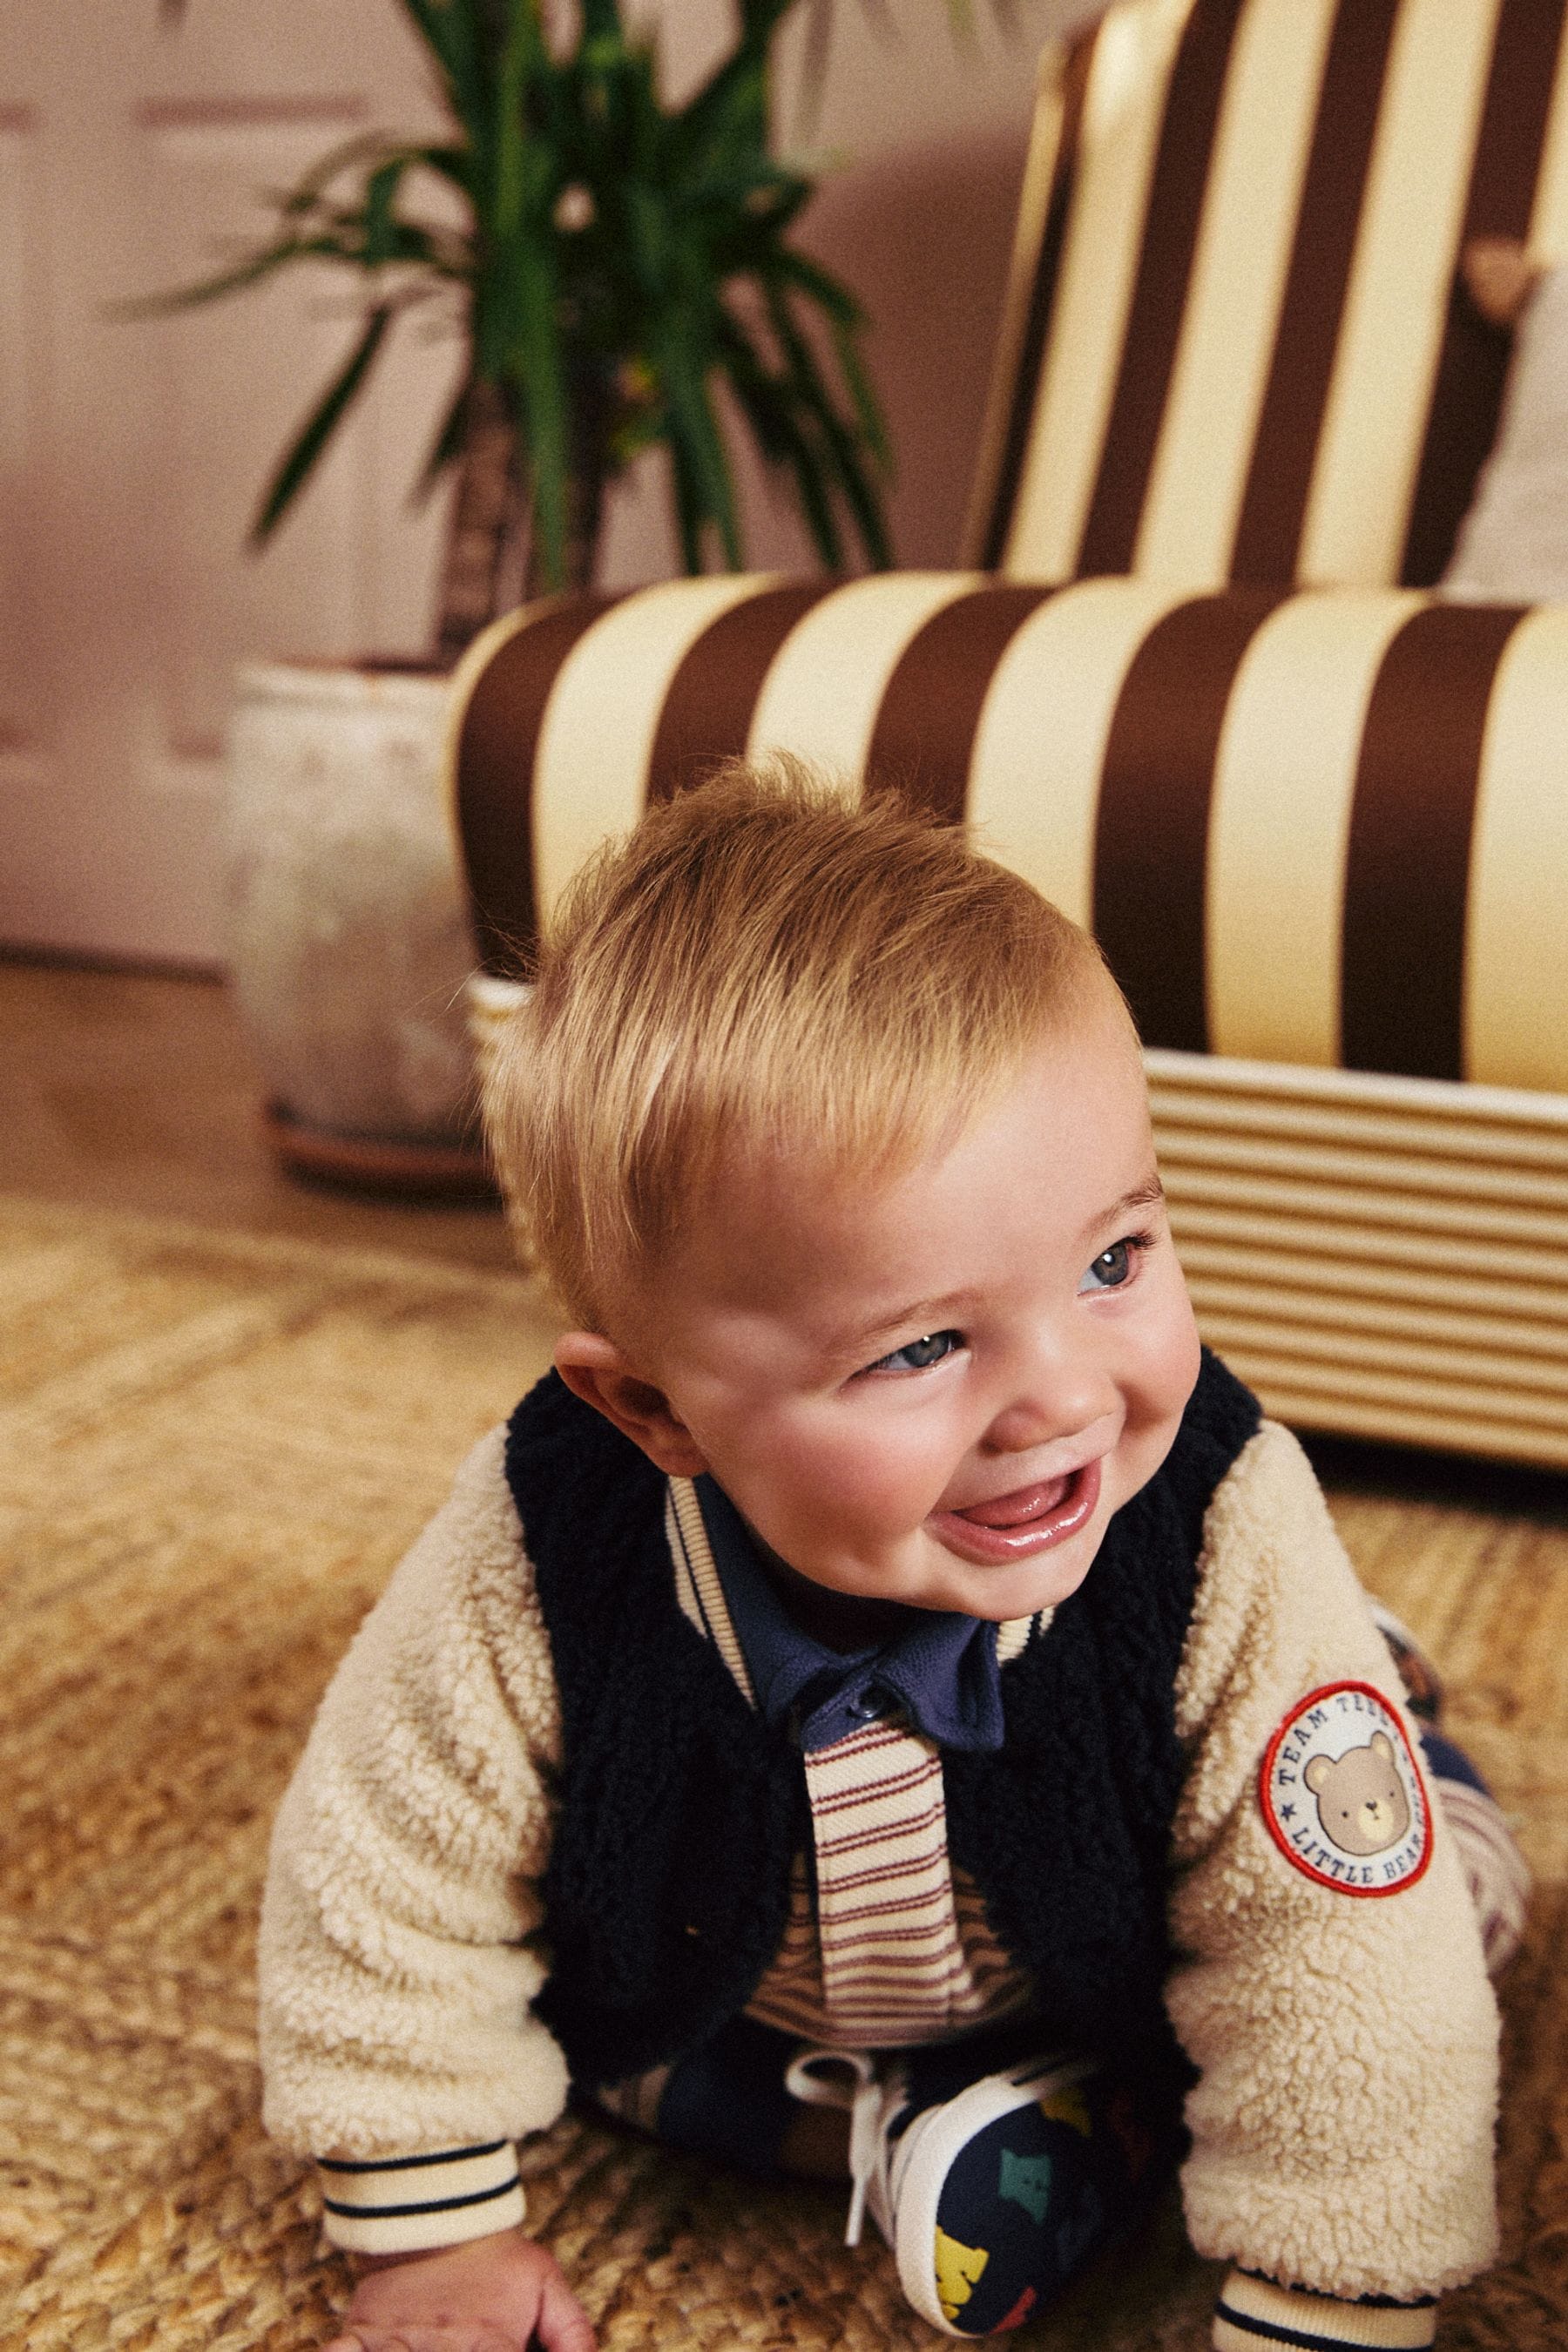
[968,0,1568,591]
[449,0,1568,1469]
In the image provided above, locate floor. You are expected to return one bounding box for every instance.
[3,955,1564,1525]
[0,957,517,1273]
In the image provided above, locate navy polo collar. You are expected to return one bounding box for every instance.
[693,1474,1006,1754]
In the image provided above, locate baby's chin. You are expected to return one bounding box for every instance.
[947,1555,1099,1623]
[904,1528,1102,1623]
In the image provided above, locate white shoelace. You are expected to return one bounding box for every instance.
[783,2046,890,2247]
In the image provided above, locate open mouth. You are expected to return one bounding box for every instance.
[929,1456,1104,1565]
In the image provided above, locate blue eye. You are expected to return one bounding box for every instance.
[868,1329,963,1374]
[1079,1239,1136,1293]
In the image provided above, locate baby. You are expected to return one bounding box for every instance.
[260,761,1521,2351]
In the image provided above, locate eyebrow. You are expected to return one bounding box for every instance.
[1075,1173,1166,1255]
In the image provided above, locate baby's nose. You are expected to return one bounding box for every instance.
[985,1364,1114,1455]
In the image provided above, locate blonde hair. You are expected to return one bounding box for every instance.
[484,756,1119,1330]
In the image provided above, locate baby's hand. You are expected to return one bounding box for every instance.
[323,2226,595,2352]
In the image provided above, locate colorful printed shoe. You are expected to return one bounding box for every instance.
[786,2045,1156,2337]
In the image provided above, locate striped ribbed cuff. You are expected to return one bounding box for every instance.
[1213,2271,1437,2349]
[317,2140,525,2254]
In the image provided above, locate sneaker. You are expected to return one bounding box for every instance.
[787,2046,1125,2337]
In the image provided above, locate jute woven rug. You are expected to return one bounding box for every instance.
[2,1194,1565,2352]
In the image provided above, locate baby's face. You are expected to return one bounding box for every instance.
[612,997,1202,1621]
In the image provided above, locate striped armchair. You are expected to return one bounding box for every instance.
[449,0,1568,1470]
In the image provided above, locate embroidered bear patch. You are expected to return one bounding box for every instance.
[1305,1731,1409,1855]
[1260,1681,1431,1896]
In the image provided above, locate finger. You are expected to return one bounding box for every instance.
[326,2329,506,2352]
[532,2268,598,2352]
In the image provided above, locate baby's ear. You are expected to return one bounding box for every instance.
[553,1331,710,1477]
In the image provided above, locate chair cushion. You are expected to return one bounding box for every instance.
[450,576,1568,1094]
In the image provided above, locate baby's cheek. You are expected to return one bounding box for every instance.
[812,1431,940,1537]
[1115,1310,1202,1497]
[1143,1283,1203,1420]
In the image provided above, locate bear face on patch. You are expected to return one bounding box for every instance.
[1303,1731,1412,1857]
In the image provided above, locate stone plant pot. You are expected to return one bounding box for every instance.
[224,659,494,1196]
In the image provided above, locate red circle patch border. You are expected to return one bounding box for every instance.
[1258,1680,1433,1898]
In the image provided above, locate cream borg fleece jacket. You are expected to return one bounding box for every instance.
[258,1417,1499,2318]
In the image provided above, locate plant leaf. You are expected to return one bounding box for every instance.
[763,282,890,564]
[502,233,571,585]
[769,244,864,326]
[363,157,404,265]
[666,434,704,576]
[111,235,355,317]
[491,0,546,245]
[391,0,486,134]
[819,298,889,469]
[578,0,624,39]
[676,27,770,159]
[718,315,843,566]
[410,371,475,503]
[652,308,740,569]
[275,131,398,216]
[273,134,476,211]
[251,304,395,541]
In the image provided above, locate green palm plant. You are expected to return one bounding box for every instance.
[144,0,916,664]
